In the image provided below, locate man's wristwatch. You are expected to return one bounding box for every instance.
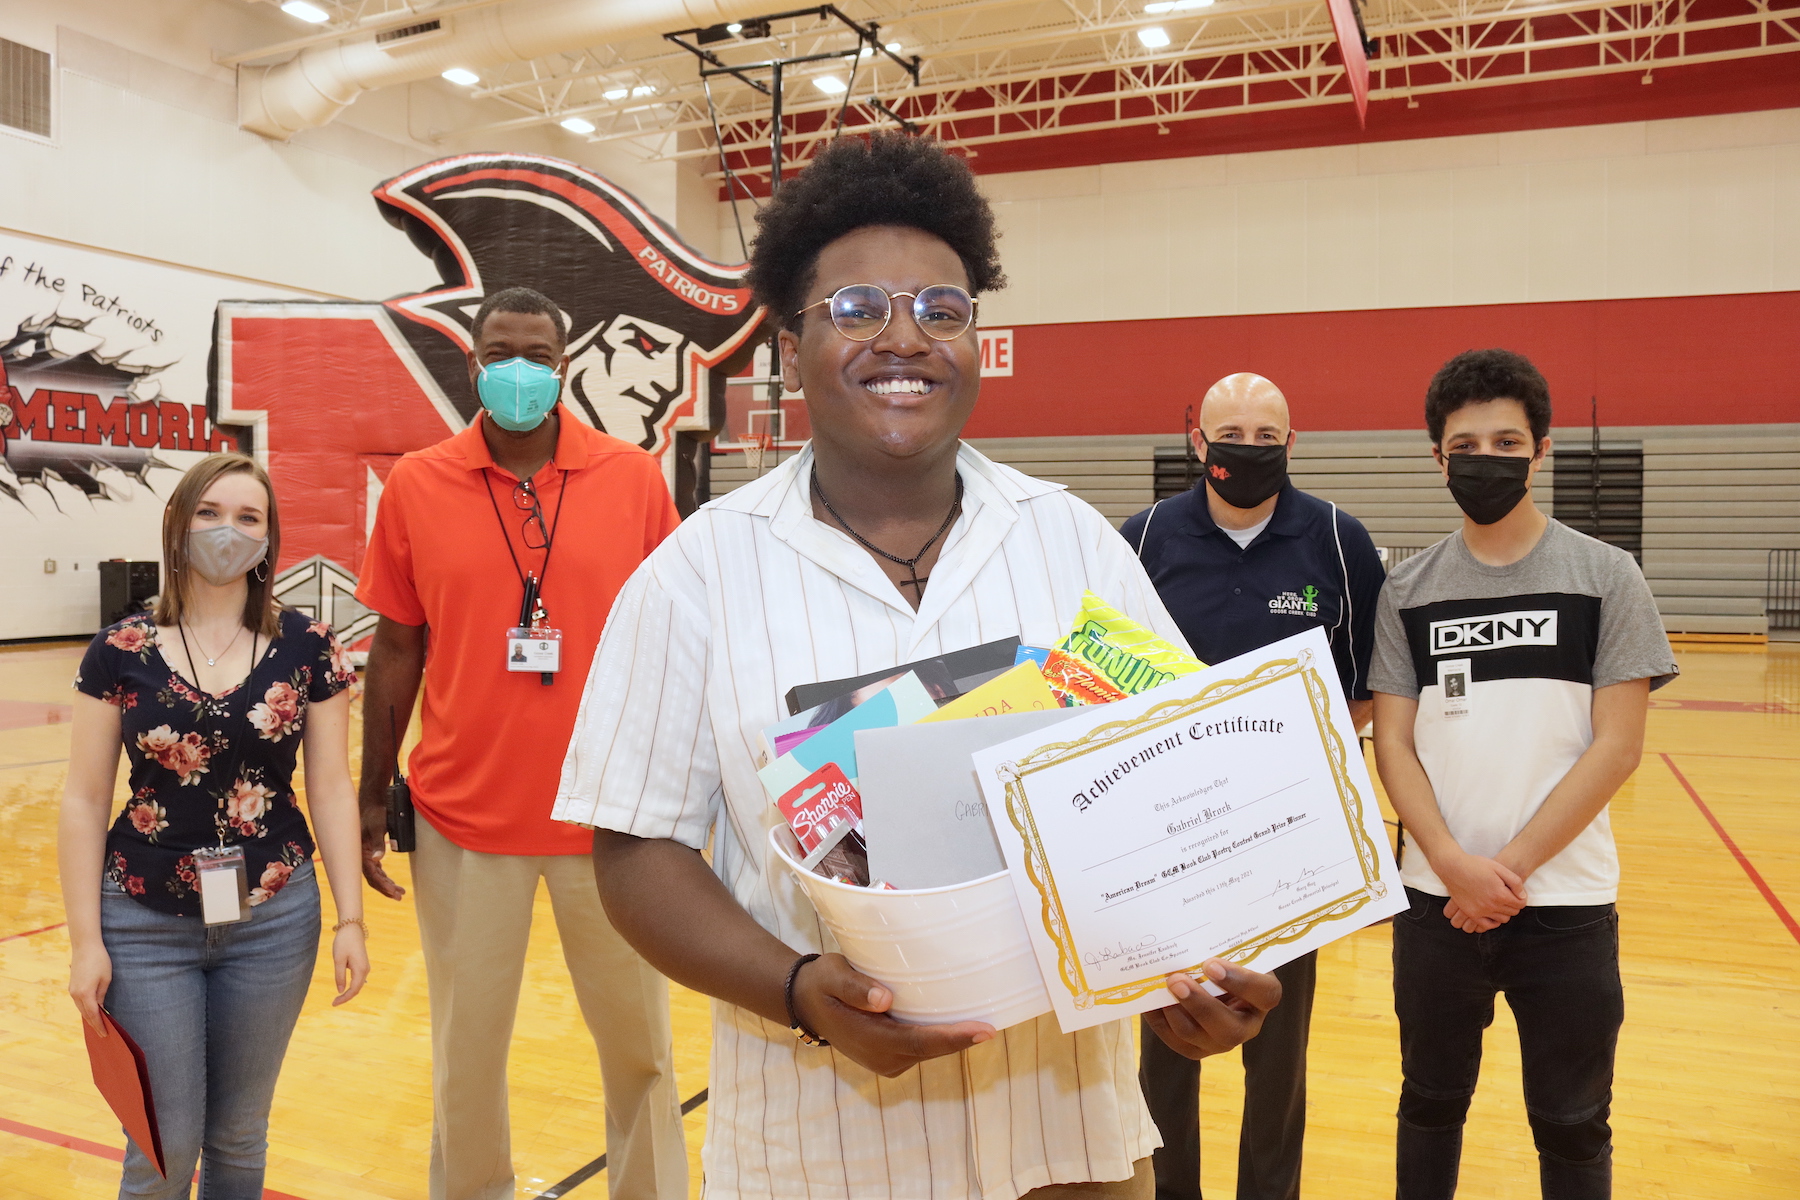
[784,953,830,1046]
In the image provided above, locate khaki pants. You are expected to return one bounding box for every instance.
[414,819,686,1200]
[1020,1158,1155,1199]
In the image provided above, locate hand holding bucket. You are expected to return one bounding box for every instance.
[786,953,997,1078]
[768,825,1054,1034]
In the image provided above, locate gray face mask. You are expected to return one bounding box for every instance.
[186,524,270,586]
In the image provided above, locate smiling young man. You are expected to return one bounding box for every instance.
[553,134,1282,1200]
[354,288,687,1200]
[1122,374,1383,1200]
[1368,349,1677,1200]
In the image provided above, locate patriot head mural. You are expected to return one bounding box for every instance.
[371,155,763,455]
[208,154,766,646]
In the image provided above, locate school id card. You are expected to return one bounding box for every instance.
[506,627,563,674]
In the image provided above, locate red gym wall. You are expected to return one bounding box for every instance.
[969,291,1800,438]
[937,56,1800,440]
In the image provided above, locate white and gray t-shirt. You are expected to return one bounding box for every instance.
[1369,518,1677,905]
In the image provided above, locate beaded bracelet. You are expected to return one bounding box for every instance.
[784,953,829,1046]
[332,917,369,937]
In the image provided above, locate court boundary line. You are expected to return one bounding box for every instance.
[0,921,66,942]
[0,1115,312,1199]
[1661,753,1800,947]
[0,758,73,771]
[1652,752,1800,762]
[536,1087,709,1199]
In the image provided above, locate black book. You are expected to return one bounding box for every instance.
[784,636,1023,716]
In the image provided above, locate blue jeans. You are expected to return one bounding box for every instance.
[1392,887,1623,1200]
[100,861,320,1199]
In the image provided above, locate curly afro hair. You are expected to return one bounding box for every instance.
[746,133,1005,332]
[1425,348,1552,446]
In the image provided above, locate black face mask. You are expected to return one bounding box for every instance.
[1445,453,1533,525]
[1202,440,1287,509]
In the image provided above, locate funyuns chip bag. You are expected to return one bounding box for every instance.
[1043,592,1205,705]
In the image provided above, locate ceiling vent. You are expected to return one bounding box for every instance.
[239,0,776,138]
[0,38,51,138]
[376,20,445,49]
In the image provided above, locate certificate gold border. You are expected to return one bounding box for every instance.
[992,648,1389,1010]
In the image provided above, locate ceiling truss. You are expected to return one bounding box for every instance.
[230,0,1800,171]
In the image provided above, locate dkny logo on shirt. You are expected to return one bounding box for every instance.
[1429,610,1558,654]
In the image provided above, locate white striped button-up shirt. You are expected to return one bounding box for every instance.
[554,443,1187,1200]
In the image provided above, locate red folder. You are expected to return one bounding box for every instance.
[83,1008,165,1178]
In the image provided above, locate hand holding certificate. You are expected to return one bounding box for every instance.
[972,626,1404,1033]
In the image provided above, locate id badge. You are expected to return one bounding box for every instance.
[506,627,563,673]
[193,846,251,925]
[1437,658,1472,721]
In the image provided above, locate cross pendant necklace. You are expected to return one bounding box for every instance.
[812,468,964,597]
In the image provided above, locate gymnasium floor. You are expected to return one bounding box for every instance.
[2,639,1795,1199]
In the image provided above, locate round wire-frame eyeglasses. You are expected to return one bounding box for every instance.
[793,283,978,342]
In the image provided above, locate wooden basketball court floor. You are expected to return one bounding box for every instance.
[2,639,1795,1199]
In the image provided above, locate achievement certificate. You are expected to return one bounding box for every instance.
[971,626,1406,1033]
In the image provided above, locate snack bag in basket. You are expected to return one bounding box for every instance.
[1046,592,1205,705]
[1041,648,1129,706]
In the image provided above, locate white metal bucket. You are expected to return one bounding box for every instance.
[769,824,1052,1031]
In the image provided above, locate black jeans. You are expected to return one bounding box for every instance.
[1139,951,1316,1200]
[1392,887,1623,1200]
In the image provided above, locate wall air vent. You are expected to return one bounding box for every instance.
[376,20,445,48]
[0,38,51,138]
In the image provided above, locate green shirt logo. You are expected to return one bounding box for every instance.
[1268,586,1321,617]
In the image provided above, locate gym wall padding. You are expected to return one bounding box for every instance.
[966,290,1800,440]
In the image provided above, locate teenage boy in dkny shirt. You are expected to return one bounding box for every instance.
[1121,373,1384,1200]
[1369,349,1676,1200]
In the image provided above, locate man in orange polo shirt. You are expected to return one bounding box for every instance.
[355,287,685,1200]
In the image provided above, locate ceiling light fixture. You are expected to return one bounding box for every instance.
[727,22,742,33]
[813,75,847,94]
[560,116,596,134]
[280,1,330,23]
[603,87,628,100]
[886,42,902,52]
[631,85,656,97]
[1138,26,1172,47]
[1145,0,1214,12]
[440,67,479,86]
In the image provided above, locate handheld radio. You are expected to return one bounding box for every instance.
[384,704,416,853]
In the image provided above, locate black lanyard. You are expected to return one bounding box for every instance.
[483,468,569,627]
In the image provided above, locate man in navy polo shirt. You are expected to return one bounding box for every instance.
[1122,372,1384,1200]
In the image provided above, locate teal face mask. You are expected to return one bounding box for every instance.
[477,357,562,432]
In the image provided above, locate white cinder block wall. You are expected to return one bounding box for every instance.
[975,109,1800,326]
[0,2,717,301]
[715,108,1800,318]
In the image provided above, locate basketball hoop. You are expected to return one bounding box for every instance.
[742,406,782,471]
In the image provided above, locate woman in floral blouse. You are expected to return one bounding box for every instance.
[58,452,370,1200]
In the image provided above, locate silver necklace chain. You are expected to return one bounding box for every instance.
[183,620,245,668]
